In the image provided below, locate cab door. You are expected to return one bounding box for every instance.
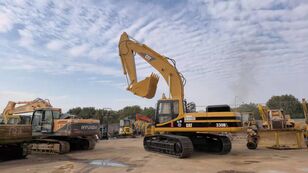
[32,110,53,135]
[41,110,53,133]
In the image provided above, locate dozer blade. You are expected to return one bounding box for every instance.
[258,129,307,149]
[129,73,159,99]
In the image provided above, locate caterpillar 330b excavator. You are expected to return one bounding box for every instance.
[118,32,242,158]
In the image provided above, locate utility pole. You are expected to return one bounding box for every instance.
[103,108,112,139]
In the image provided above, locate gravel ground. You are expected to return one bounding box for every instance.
[0,137,307,173]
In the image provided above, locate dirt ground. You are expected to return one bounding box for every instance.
[0,137,307,173]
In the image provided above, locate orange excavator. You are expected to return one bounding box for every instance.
[0,98,50,159]
[1,98,100,158]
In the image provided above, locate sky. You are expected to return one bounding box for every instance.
[0,0,308,112]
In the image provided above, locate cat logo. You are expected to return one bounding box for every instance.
[144,54,155,62]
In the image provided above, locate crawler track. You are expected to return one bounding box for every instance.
[143,134,193,158]
[31,139,70,154]
[191,134,232,154]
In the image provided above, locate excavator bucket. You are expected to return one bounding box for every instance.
[257,129,307,149]
[129,73,159,99]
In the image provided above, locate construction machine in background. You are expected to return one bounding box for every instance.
[0,98,52,159]
[246,104,306,150]
[301,98,308,145]
[1,98,52,124]
[1,98,100,156]
[134,114,153,136]
[118,32,242,158]
[118,119,134,137]
[30,107,99,153]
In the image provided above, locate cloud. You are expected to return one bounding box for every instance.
[68,44,90,57]
[0,0,308,108]
[46,40,65,51]
[18,29,34,48]
[0,12,13,32]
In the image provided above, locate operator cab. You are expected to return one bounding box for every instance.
[31,108,61,136]
[155,99,180,124]
[120,119,132,127]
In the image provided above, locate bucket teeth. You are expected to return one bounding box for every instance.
[129,73,159,99]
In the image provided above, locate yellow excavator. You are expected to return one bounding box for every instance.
[118,119,134,137]
[118,32,242,158]
[246,104,306,150]
[301,98,308,145]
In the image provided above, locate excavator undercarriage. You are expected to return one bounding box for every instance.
[31,137,96,154]
[143,133,233,158]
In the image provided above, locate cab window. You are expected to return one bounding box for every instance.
[53,111,61,119]
[158,102,172,114]
[173,101,179,114]
[32,110,43,132]
[157,101,179,124]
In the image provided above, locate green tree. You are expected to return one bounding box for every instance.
[141,107,155,117]
[66,105,156,124]
[266,94,303,118]
[236,103,260,120]
[68,107,82,116]
[117,105,142,120]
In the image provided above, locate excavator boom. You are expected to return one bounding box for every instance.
[1,98,53,124]
[119,32,184,101]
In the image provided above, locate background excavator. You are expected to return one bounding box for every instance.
[1,98,100,157]
[134,114,154,136]
[0,98,50,159]
[1,98,52,125]
[118,32,242,158]
[118,118,134,137]
[301,98,308,145]
[246,104,307,150]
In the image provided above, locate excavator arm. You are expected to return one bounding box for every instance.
[1,98,52,124]
[257,104,270,128]
[118,32,185,101]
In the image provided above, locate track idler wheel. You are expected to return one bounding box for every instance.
[192,135,232,154]
[247,141,258,150]
[59,141,70,154]
[174,142,184,157]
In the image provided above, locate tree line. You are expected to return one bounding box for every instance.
[67,94,306,124]
[236,94,306,119]
[67,105,155,124]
